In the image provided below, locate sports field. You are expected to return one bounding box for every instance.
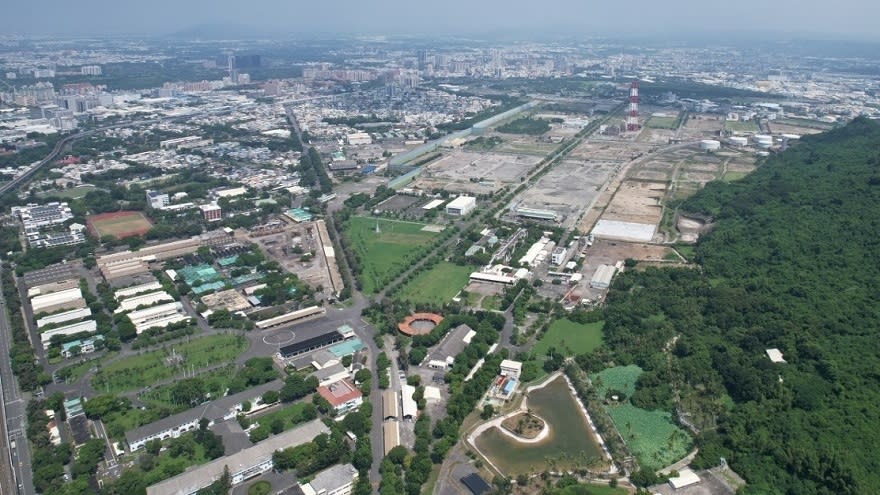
[87,210,153,239]
[592,365,691,470]
[91,334,247,393]
[344,216,440,293]
[534,319,604,357]
[397,262,474,305]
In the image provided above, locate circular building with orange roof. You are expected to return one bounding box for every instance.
[398,312,444,336]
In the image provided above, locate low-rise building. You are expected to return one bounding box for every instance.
[317,378,362,414]
[500,359,522,380]
[146,420,329,495]
[298,464,359,495]
[125,379,283,451]
[147,190,170,209]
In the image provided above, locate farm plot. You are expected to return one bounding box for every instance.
[592,365,691,470]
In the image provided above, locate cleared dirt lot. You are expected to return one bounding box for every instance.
[413,150,540,194]
[512,158,617,229]
[573,239,676,301]
[679,114,724,140]
[601,180,666,225]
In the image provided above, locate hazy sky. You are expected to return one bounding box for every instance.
[5,0,880,39]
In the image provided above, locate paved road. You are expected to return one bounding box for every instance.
[0,273,33,495]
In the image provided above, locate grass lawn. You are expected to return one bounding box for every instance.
[397,262,475,305]
[551,484,629,495]
[344,216,441,293]
[674,244,695,260]
[56,354,115,383]
[141,436,209,487]
[248,402,316,442]
[645,115,679,129]
[139,365,238,410]
[533,319,604,357]
[723,120,759,133]
[38,185,98,199]
[92,334,247,394]
[248,481,272,495]
[722,171,749,182]
[592,365,691,470]
[481,295,501,311]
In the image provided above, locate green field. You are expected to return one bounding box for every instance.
[344,216,441,293]
[534,319,604,357]
[38,185,98,199]
[550,484,628,495]
[497,117,551,135]
[92,335,248,394]
[480,295,502,311]
[592,366,690,470]
[397,262,474,305]
[248,402,316,442]
[722,171,749,182]
[723,120,760,133]
[645,115,679,129]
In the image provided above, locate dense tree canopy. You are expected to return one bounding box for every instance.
[596,118,880,494]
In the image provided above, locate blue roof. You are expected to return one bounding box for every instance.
[502,378,517,394]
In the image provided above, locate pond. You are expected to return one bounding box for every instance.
[474,375,605,475]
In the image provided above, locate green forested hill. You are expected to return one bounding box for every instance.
[592,118,880,494]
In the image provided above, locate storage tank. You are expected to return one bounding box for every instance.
[700,139,721,151]
[753,134,773,148]
[728,136,749,147]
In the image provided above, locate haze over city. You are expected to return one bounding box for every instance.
[3,0,880,39]
[0,4,879,495]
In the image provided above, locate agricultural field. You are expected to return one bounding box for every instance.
[91,334,248,394]
[592,365,690,470]
[343,216,441,293]
[397,262,475,305]
[533,319,604,357]
[86,210,153,239]
[644,114,680,130]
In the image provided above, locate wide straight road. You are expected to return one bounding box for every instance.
[0,274,33,495]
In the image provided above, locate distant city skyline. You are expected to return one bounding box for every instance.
[2,0,880,40]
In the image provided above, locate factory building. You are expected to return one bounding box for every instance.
[445,196,477,216]
[590,264,617,289]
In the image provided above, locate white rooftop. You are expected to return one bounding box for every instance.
[668,468,701,489]
[592,219,657,242]
[766,348,786,363]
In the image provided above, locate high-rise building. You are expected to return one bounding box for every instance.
[417,49,429,71]
[80,65,102,76]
